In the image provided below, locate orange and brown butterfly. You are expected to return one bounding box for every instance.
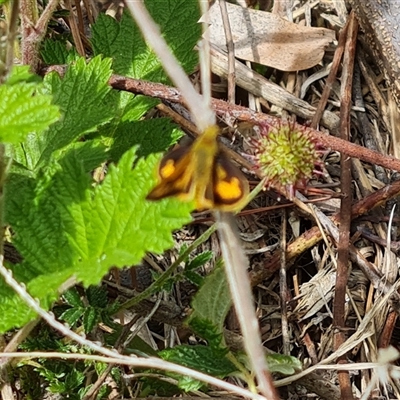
[146,125,249,212]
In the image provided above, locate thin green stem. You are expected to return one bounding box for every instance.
[117,224,217,312]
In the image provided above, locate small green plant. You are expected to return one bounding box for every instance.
[151,247,214,292]
[147,263,302,392]
[59,286,119,334]
[18,324,120,399]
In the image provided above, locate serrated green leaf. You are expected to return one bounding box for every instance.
[186,251,213,271]
[41,39,79,64]
[63,287,84,307]
[265,354,303,375]
[108,119,183,162]
[188,264,231,334]
[91,11,159,122]
[0,79,60,144]
[119,93,159,122]
[183,270,203,286]
[91,1,200,122]
[160,345,237,377]
[187,317,225,350]
[0,147,193,332]
[77,148,193,284]
[19,325,64,352]
[92,12,144,77]
[59,307,84,327]
[6,65,41,85]
[21,56,114,170]
[92,2,200,79]
[86,286,108,308]
[5,142,106,280]
[64,369,85,391]
[83,307,100,333]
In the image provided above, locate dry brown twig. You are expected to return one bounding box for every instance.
[42,65,400,174]
[334,11,358,400]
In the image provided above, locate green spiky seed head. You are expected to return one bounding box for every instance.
[254,121,322,196]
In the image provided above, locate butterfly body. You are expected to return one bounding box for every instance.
[147,125,249,212]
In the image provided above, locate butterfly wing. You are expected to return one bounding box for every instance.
[211,152,249,212]
[146,145,194,201]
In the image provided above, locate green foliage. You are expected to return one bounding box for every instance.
[37,56,114,167]
[187,317,226,350]
[18,326,116,399]
[187,262,232,336]
[42,367,85,397]
[146,264,237,393]
[91,3,200,79]
[265,353,303,375]
[182,249,213,286]
[93,1,200,123]
[18,325,108,399]
[107,118,183,162]
[60,286,117,333]
[41,39,80,65]
[185,251,214,271]
[1,143,193,331]
[0,66,60,143]
[150,247,214,292]
[1,0,202,333]
[159,345,237,388]
[20,324,72,353]
[185,265,303,382]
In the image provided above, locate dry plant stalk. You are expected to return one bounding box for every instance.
[125,1,277,398]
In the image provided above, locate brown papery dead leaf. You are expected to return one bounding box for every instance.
[204,1,335,71]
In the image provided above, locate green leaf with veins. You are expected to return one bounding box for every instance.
[0,67,59,144]
[0,146,193,332]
